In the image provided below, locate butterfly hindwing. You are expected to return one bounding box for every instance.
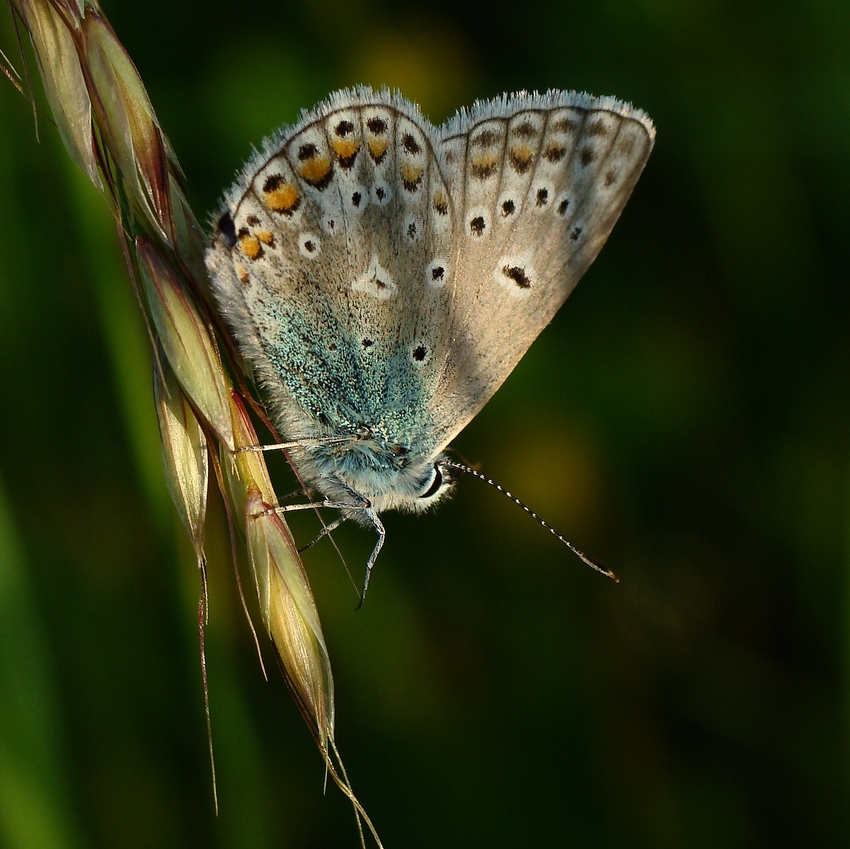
[429,93,655,450]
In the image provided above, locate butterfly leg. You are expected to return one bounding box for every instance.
[236,433,357,454]
[272,487,309,502]
[357,509,386,609]
[297,516,347,553]
[262,499,336,515]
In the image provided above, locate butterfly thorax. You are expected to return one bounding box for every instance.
[287,421,452,518]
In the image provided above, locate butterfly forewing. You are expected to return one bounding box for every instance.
[429,93,655,450]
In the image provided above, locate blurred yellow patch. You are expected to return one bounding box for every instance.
[345,21,475,120]
[490,417,604,539]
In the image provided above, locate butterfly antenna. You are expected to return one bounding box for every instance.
[444,461,618,582]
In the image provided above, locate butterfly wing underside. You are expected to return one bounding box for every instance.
[207,89,654,472]
[207,91,457,458]
[428,93,655,451]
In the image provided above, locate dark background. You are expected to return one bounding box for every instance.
[1,0,849,846]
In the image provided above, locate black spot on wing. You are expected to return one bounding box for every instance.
[218,212,237,247]
[502,265,531,288]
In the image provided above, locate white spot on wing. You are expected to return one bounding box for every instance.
[495,253,535,298]
[426,257,449,288]
[497,191,520,221]
[298,232,322,258]
[467,206,490,238]
[352,254,397,299]
[372,182,393,207]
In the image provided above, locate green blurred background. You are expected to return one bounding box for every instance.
[2,0,849,846]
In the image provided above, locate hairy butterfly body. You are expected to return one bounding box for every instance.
[206,87,654,594]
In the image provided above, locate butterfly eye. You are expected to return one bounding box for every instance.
[417,463,445,500]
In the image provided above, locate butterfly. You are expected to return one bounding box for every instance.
[206,87,654,599]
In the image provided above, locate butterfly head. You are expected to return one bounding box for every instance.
[401,455,455,512]
[351,453,454,516]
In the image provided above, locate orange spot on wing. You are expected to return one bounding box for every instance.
[300,156,332,184]
[400,163,423,189]
[433,190,448,214]
[473,153,498,168]
[471,153,499,179]
[238,234,263,260]
[368,137,388,161]
[508,144,534,173]
[331,137,360,160]
[264,181,301,214]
